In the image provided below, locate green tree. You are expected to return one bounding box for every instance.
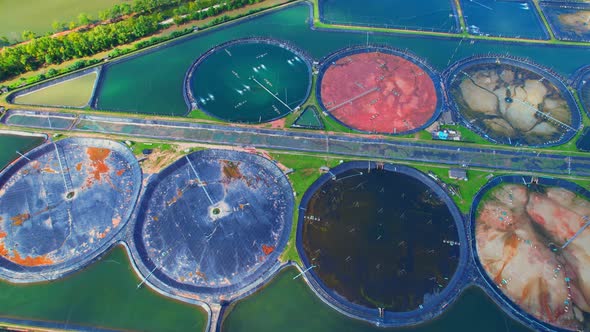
[21,30,35,41]
[120,3,132,15]
[111,4,122,18]
[99,9,111,21]
[0,0,260,81]
[52,21,67,32]
[78,13,92,26]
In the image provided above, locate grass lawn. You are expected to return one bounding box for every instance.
[439,124,492,145]
[187,109,223,122]
[271,151,343,264]
[269,148,590,265]
[14,72,97,107]
[411,164,495,214]
[0,0,129,41]
[0,246,207,332]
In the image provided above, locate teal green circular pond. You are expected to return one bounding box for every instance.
[187,39,311,123]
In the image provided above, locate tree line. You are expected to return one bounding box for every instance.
[0,0,191,46]
[0,0,263,83]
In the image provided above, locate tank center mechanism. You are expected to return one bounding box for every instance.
[208,201,231,221]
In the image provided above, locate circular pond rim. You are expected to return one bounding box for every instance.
[315,44,445,136]
[183,37,313,123]
[0,137,142,282]
[296,161,469,327]
[131,149,294,297]
[444,55,581,148]
[572,64,590,120]
[469,174,590,332]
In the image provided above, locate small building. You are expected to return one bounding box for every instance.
[432,129,461,141]
[449,168,468,181]
[142,149,153,155]
[0,86,8,94]
[319,166,330,173]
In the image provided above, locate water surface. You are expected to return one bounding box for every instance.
[95,3,590,115]
[319,0,458,32]
[0,246,207,332]
[302,168,460,312]
[0,133,45,169]
[222,267,531,332]
[461,0,548,39]
[190,41,310,122]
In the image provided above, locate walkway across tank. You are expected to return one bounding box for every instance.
[0,138,142,282]
[133,149,293,298]
[446,55,581,147]
[185,38,312,123]
[297,162,468,327]
[317,45,442,135]
[473,175,590,331]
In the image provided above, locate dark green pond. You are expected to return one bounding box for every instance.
[190,41,310,123]
[94,3,590,116]
[461,0,548,39]
[0,133,45,169]
[0,246,207,332]
[293,105,323,129]
[319,0,458,32]
[302,168,460,312]
[221,267,531,332]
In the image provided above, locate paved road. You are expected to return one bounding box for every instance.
[3,109,590,177]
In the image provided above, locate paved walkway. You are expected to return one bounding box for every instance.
[3,109,590,177]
